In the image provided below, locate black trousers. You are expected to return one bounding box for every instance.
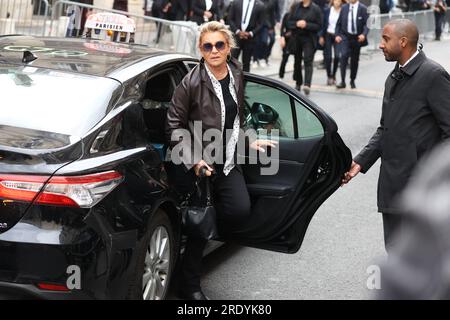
[435,11,446,39]
[293,35,316,87]
[232,38,256,72]
[339,35,361,83]
[324,33,339,79]
[279,48,291,78]
[179,166,251,293]
[382,213,403,254]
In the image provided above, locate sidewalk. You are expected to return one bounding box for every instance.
[250,32,450,99]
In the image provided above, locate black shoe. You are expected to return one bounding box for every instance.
[336,82,346,89]
[177,290,209,300]
[295,84,301,91]
[350,80,356,89]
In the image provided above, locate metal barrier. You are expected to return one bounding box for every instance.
[366,8,448,51]
[0,0,50,36]
[51,0,200,56]
[1,0,448,57]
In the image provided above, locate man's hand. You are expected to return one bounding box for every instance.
[335,36,342,43]
[250,139,278,153]
[162,3,171,13]
[280,36,286,48]
[204,11,213,19]
[238,31,249,39]
[319,36,325,47]
[296,20,307,29]
[341,161,362,185]
[194,160,213,177]
[357,34,366,43]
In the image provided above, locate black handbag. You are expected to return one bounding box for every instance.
[181,176,218,240]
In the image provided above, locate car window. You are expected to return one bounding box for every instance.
[294,100,324,138]
[244,81,295,138]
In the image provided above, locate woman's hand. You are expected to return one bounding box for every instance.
[194,160,214,177]
[250,139,278,153]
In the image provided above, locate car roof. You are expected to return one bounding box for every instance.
[0,35,191,78]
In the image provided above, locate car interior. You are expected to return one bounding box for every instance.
[137,65,337,250]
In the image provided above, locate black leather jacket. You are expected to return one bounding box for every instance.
[165,58,250,170]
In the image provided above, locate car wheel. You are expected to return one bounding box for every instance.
[127,209,174,300]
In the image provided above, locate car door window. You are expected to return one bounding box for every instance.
[243,82,295,138]
[294,100,324,138]
[235,75,352,254]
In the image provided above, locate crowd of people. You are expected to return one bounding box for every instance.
[143,0,448,95]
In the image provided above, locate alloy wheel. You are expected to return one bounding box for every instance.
[142,226,171,300]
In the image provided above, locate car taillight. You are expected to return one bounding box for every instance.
[0,171,123,208]
[36,283,70,292]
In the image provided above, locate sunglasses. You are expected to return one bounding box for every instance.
[201,41,227,52]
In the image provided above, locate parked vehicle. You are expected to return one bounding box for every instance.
[0,35,351,299]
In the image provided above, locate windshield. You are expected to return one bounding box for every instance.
[0,66,121,138]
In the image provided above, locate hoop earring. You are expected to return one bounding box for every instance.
[227,53,232,62]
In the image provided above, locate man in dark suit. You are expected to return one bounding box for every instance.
[286,0,323,95]
[171,0,190,20]
[335,0,369,89]
[190,0,220,25]
[342,19,450,252]
[228,0,265,72]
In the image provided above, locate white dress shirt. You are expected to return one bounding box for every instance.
[327,7,340,35]
[205,0,213,11]
[400,50,420,68]
[347,1,359,35]
[241,0,255,32]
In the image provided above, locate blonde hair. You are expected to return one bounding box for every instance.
[198,21,237,49]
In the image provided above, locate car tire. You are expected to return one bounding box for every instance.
[127,209,175,300]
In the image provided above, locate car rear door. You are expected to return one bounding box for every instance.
[229,74,352,253]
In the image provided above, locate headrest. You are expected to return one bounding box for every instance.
[145,73,174,102]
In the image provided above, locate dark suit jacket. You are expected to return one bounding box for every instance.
[228,0,265,38]
[335,2,369,46]
[318,6,331,37]
[261,0,281,29]
[354,51,450,213]
[190,0,219,25]
[286,1,323,39]
[171,0,190,20]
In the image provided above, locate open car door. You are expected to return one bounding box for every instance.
[229,74,352,253]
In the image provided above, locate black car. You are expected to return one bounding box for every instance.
[0,35,351,300]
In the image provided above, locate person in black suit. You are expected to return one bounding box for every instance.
[342,19,450,252]
[278,3,295,79]
[335,0,369,89]
[319,0,345,86]
[170,0,190,20]
[228,0,265,72]
[190,0,220,25]
[286,0,323,95]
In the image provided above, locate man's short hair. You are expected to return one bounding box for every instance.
[386,19,419,47]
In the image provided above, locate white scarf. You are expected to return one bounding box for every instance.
[204,63,240,176]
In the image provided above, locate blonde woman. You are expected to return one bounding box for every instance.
[165,21,276,300]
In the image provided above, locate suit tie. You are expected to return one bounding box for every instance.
[350,5,356,34]
[243,0,252,26]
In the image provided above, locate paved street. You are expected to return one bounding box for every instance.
[1,23,449,300]
[198,37,450,300]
